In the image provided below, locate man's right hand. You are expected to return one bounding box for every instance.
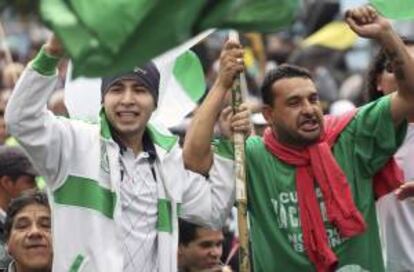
[395,182,414,200]
[43,34,64,58]
[214,40,244,91]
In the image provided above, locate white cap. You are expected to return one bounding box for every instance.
[251,113,267,125]
[329,99,356,116]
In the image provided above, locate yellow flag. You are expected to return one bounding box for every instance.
[302,21,357,50]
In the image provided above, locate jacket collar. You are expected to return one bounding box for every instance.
[99,109,178,157]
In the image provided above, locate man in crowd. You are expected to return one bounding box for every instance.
[183,6,414,271]
[366,36,414,271]
[178,219,229,272]
[0,146,37,269]
[4,33,250,271]
[2,190,52,272]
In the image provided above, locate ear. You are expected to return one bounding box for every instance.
[4,243,12,258]
[262,105,274,126]
[4,244,9,254]
[177,245,184,257]
[0,176,13,194]
[376,75,384,93]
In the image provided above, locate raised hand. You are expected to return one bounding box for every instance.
[345,5,392,41]
[215,40,244,91]
[44,34,65,58]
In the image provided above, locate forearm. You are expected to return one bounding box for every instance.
[5,48,71,186]
[379,30,414,98]
[183,82,228,175]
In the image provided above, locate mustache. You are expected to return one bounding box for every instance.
[297,114,322,126]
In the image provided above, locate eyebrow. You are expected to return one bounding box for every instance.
[14,214,51,222]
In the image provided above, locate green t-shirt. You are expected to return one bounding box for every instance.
[244,96,406,271]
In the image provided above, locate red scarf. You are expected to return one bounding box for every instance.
[263,110,402,272]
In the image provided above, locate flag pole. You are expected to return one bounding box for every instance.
[229,30,251,272]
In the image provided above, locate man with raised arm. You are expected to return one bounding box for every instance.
[4,35,249,272]
[183,6,414,271]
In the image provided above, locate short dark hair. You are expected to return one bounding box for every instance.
[261,64,313,106]
[4,190,49,240]
[0,146,38,178]
[365,36,414,102]
[179,219,199,246]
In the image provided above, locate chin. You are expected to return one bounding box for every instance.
[299,132,321,145]
[116,125,143,135]
[23,261,51,270]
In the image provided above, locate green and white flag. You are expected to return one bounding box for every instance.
[152,51,205,127]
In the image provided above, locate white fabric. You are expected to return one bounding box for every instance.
[377,123,414,272]
[120,150,158,272]
[6,261,15,272]
[5,67,235,272]
[0,208,6,224]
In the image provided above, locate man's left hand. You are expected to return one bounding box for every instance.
[345,5,392,41]
[218,103,252,139]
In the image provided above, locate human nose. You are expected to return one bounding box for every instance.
[209,246,222,259]
[120,88,135,105]
[301,100,314,115]
[27,224,43,238]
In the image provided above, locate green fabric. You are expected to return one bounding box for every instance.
[198,0,299,32]
[173,51,206,103]
[371,0,414,20]
[39,0,299,77]
[147,124,178,152]
[242,95,406,271]
[69,254,85,272]
[177,203,182,217]
[35,176,47,190]
[99,110,177,151]
[212,138,234,160]
[30,47,60,76]
[4,137,18,146]
[157,199,172,233]
[54,175,116,219]
[99,109,112,140]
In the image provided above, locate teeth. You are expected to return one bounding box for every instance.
[118,112,136,116]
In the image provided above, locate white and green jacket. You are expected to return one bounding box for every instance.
[5,50,235,272]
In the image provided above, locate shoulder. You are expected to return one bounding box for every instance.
[246,135,266,154]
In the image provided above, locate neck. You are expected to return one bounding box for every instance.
[0,191,10,213]
[271,128,312,150]
[408,114,414,123]
[121,135,143,155]
[14,263,51,272]
[120,133,144,155]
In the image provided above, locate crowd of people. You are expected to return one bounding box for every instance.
[1,3,414,272]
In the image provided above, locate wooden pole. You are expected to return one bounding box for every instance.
[229,30,251,272]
